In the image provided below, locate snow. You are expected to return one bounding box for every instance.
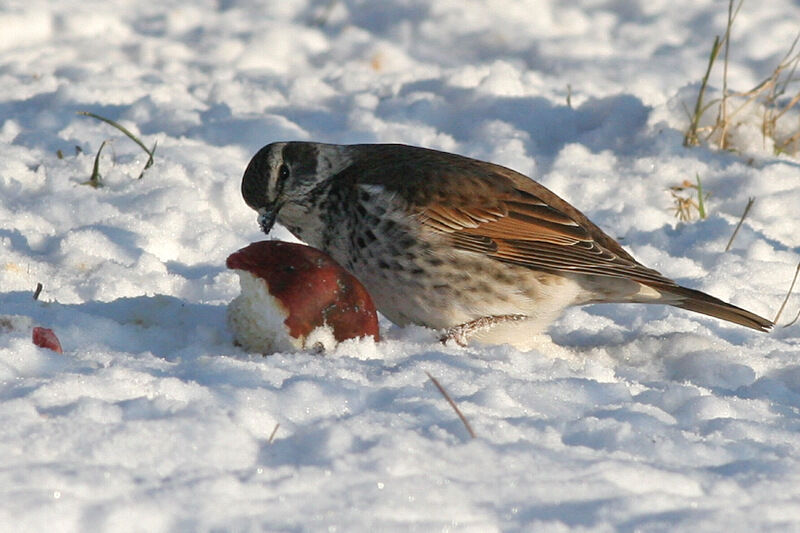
[1,0,800,530]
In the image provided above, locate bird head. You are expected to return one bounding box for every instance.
[241,142,352,239]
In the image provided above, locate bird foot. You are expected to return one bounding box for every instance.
[440,314,529,346]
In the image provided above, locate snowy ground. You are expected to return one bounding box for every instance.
[2,0,800,531]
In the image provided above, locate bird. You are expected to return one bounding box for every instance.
[240,141,772,348]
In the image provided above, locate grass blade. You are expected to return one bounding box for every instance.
[685,35,722,147]
[83,139,108,188]
[78,111,155,179]
[695,173,707,219]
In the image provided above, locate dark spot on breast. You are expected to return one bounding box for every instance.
[382,220,397,234]
[399,236,416,248]
[475,282,492,294]
[449,272,470,283]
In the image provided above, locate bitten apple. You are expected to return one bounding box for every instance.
[226,241,380,354]
[32,327,63,354]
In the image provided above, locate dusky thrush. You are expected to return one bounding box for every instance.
[240,142,772,347]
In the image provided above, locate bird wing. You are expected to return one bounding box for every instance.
[417,187,674,286]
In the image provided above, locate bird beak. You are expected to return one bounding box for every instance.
[257,207,278,234]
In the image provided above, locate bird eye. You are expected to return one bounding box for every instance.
[278,163,290,181]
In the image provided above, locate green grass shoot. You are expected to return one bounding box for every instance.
[77,111,156,179]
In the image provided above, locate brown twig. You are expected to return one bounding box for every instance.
[774,261,800,324]
[725,197,755,252]
[268,423,280,444]
[426,372,476,439]
[33,282,43,301]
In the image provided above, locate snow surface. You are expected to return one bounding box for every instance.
[1,0,800,531]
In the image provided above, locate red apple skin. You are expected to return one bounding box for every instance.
[32,327,63,354]
[226,241,380,344]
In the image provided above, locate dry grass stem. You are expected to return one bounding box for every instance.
[684,1,800,156]
[784,308,800,328]
[774,261,800,324]
[715,0,744,150]
[669,176,709,222]
[426,372,476,439]
[268,423,280,444]
[724,197,755,252]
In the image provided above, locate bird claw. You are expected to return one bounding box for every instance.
[439,314,528,346]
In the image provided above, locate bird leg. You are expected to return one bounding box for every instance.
[440,314,529,346]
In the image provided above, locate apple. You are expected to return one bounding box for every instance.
[32,327,63,354]
[226,241,380,354]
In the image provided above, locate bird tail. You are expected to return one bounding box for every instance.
[651,283,773,332]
